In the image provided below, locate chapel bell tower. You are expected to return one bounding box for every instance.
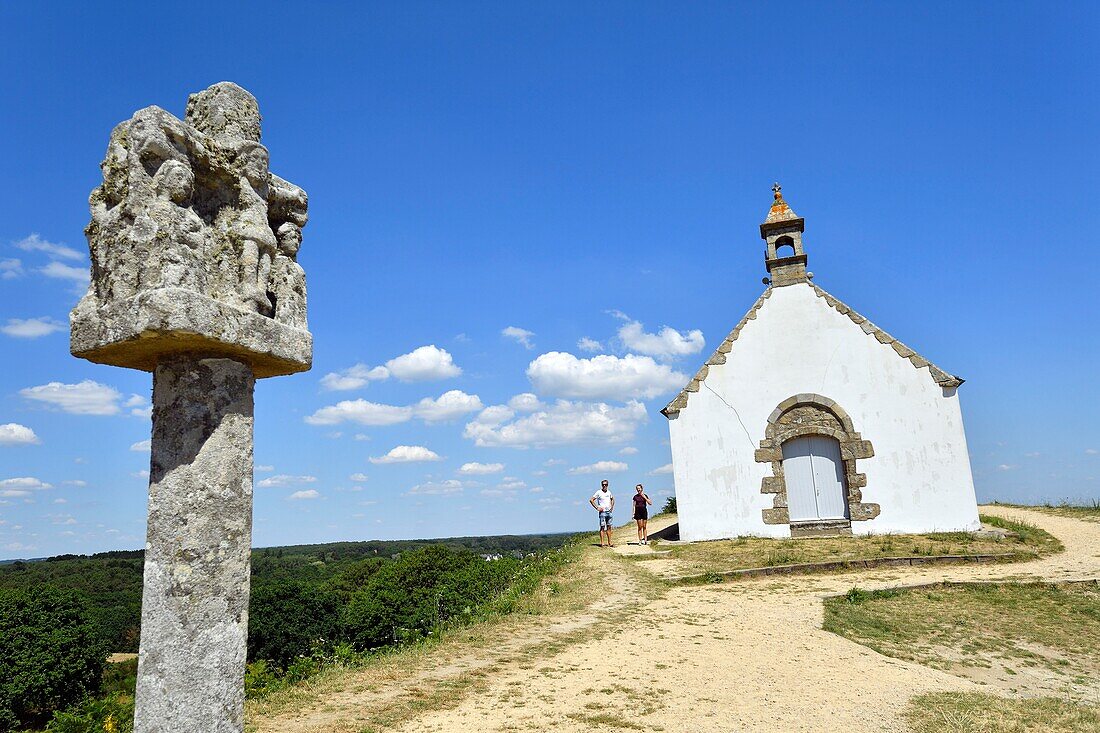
[761,183,809,287]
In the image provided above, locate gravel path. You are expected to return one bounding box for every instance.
[252,506,1100,732]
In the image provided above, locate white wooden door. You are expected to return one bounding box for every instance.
[782,437,819,522]
[781,436,850,522]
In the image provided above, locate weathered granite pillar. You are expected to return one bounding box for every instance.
[70,83,311,733]
[136,358,254,732]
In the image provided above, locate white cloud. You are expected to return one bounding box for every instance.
[526,352,686,400]
[619,446,638,455]
[1086,449,1098,456]
[320,363,390,391]
[20,380,121,416]
[569,461,629,475]
[288,489,320,500]
[62,480,86,487]
[125,395,152,418]
[472,405,515,427]
[650,463,674,475]
[0,259,23,279]
[995,464,1017,472]
[413,390,483,423]
[130,439,151,452]
[307,389,482,427]
[385,345,461,382]
[459,462,505,475]
[406,479,464,496]
[14,234,83,261]
[305,399,412,426]
[616,316,705,360]
[464,400,647,448]
[1,317,65,339]
[502,326,535,349]
[507,393,544,412]
[498,478,526,490]
[349,473,369,482]
[369,445,442,464]
[40,261,89,285]
[256,465,275,473]
[529,486,545,493]
[257,474,318,488]
[0,477,52,490]
[0,490,31,498]
[577,337,603,353]
[131,470,150,479]
[0,424,40,446]
[53,498,67,504]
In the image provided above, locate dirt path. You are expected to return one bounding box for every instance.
[252,507,1100,732]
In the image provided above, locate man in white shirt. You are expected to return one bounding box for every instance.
[589,479,616,547]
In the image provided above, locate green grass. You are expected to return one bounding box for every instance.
[907,692,1100,733]
[824,581,1100,694]
[641,514,1060,581]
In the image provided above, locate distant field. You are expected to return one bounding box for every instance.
[641,514,1061,580]
[0,532,577,653]
[990,501,1100,523]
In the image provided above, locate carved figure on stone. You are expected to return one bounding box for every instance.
[269,222,308,330]
[72,82,312,379]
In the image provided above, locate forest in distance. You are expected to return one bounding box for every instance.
[0,532,576,654]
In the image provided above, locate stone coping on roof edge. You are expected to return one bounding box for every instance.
[661,281,964,418]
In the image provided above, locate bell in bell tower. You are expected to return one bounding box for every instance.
[760,183,809,287]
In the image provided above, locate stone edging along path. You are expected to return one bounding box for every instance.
[673,552,1022,584]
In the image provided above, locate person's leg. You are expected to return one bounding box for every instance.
[641,517,648,542]
[636,518,643,543]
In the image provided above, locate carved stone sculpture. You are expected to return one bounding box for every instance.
[72,81,311,377]
[70,82,312,733]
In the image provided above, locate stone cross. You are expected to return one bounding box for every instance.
[70,82,312,733]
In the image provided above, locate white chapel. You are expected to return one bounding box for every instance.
[663,186,980,540]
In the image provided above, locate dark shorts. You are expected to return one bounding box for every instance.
[634,506,648,521]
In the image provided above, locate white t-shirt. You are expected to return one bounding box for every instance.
[592,489,614,511]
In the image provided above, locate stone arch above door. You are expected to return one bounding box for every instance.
[754,393,880,534]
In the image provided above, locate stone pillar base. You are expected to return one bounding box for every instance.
[134,357,255,733]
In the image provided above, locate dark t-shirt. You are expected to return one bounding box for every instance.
[633,493,647,508]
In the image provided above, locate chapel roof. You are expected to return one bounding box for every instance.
[660,281,965,418]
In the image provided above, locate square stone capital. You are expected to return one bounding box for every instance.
[71,288,312,379]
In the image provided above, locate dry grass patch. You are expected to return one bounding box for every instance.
[907,692,1100,733]
[824,581,1100,698]
[641,515,1060,581]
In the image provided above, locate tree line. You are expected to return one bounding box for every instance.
[0,534,574,731]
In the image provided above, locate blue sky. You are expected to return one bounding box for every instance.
[1,2,1097,558]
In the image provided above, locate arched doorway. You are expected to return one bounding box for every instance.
[781,435,849,521]
[755,393,880,535]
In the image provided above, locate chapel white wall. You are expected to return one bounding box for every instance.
[669,282,980,542]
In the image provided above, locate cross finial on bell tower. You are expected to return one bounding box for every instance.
[760,183,809,287]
